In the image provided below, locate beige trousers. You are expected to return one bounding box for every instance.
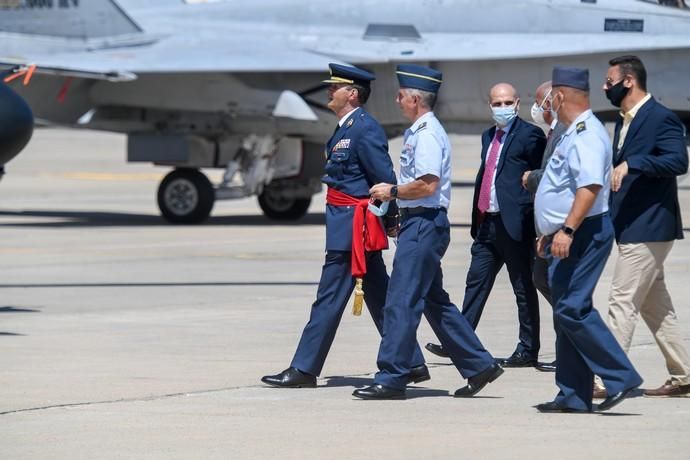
[607,241,690,385]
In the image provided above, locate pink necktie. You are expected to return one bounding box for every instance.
[477,129,505,213]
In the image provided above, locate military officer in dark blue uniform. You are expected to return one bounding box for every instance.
[534,66,642,412]
[261,64,428,389]
[353,65,502,400]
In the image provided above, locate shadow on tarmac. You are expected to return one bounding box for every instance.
[0,306,41,313]
[0,210,327,227]
[0,282,318,289]
[322,375,375,387]
[324,376,450,398]
[0,307,38,337]
[0,209,474,229]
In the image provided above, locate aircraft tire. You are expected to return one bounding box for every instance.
[158,169,215,224]
[258,189,311,220]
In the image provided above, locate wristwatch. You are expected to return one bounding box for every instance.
[390,185,398,199]
[560,225,575,238]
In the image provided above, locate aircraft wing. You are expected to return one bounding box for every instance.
[0,32,343,83]
[4,24,690,81]
[309,32,690,63]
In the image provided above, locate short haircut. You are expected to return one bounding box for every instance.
[404,88,437,109]
[609,55,647,91]
[351,84,371,105]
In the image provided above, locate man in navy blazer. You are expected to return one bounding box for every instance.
[426,84,546,365]
[427,84,546,366]
[602,55,690,397]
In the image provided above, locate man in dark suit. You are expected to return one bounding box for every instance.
[523,80,568,372]
[261,64,428,388]
[602,55,690,397]
[424,83,546,367]
[524,81,567,306]
[462,83,546,366]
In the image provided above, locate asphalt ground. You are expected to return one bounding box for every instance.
[1,128,689,459]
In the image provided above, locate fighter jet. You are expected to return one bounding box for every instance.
[0,82,34,177]
[1,0,689,223]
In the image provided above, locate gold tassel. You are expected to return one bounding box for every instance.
[353,277,364,316]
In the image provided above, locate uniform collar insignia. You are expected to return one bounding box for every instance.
[576,121,586,133]
[346,118,354,127]
[415,121,427,133]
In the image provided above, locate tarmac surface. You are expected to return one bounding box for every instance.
[2,128,690,459]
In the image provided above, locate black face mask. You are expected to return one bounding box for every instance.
[605,80,630,108]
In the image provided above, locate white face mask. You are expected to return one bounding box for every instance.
[530,102,546,125]
[530,89,552,125]
[491,105,517,127]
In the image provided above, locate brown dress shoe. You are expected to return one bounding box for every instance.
[592,387,607,399]
[643,380,690,397]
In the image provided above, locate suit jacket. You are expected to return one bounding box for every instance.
[322,107,398,251]
[525,121,567,193]
[471,116,546,242]
[610,97,688,243]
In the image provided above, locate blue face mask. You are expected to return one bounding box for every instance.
[491,105,517,127]
[368,199,389,217]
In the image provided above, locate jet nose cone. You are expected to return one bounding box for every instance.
[0,84,34,166]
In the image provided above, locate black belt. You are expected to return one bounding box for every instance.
[584,211,608,221]
[399,207,446,219]
[544,212,609,239]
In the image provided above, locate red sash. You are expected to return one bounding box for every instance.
[326,187,389,277]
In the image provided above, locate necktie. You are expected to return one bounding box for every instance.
[546,127,554,143]
[327,123,340,151]
[477,129,505,213]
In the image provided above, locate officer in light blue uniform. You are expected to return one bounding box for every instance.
[534,66,642,413]
[354,64,502,400]
[262,63,427,389]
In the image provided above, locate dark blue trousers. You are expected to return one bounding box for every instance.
[375,210,494,390]
[547,214,642,410]
[461,214,541,357]
[291,250,425,376]
[532,253,553,306]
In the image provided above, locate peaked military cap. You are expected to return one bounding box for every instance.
[396,64,442,93]
[323,63,375,87]
[552,66,590,91]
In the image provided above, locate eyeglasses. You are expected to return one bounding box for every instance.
[536,88,552,108]
[604,77,625,89]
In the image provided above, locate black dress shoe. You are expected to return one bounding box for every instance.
[597,387,636,412]
[535,360,557,372]
[353,384,406,400]
[497,351,537,368]
[408,364,431,384]
[454,362,504,397]
[535,401,590,413]
[425,342,450,358]
[261,367,316,388]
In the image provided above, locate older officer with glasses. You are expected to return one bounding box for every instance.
[534,66,642,413]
